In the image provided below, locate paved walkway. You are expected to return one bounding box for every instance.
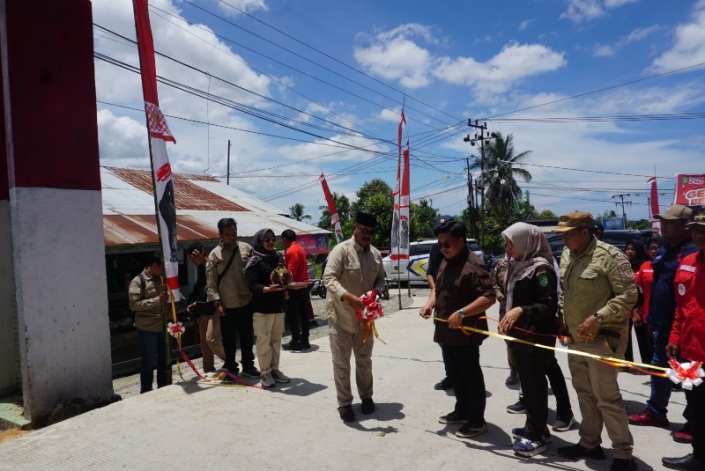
[0,290,688,470]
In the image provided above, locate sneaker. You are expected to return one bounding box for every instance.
[439,412,469,424]
[552,415,576,432]
[271,370,290,384]
[610,457,637,471]
[282,341,304,351]
[339,405,355,423]
[455,423,487,439]
[627,409,669,427]
[513,438,547,457]
[434,377,453,390]
[557,443,606,460]
[241,367,261,379]
[672,424,693,444]
[512,427,551,442]
[361,398,375,415]
[506,397,526,414]
[260,373,275,389]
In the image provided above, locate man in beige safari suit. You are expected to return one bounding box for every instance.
[323,212,386,423]
[555,211,638,471]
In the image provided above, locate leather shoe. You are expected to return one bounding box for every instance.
[338,405,355,423]
[610,457,637,471]
[434,377,453,390]
[662,454,704,470]
[627,409,669,427]
[361,398,375,414]
[282,341,303,351]
[557,443,606,460]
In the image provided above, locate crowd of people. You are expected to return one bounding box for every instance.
[418,205,703,471]
[127,204,704,471]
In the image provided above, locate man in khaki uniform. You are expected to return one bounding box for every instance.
[555,212,638,471]
[323,212,386,423]
[129,252,169,394]
[206,218,259,379]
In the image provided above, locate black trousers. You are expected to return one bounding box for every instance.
[546,354,573,419]
[445,344,486,425]
[285,289,310,343]
[517,347,552,441]
[221,304,255,371]
[633,324,654,364]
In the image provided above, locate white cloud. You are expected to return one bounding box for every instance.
[354,24,439,89]
[433,42,567,95]
[215,0,268,17]
[650,4,705,73]
[592,25,661,57]
[561,0,638,23]
[519,19,536,31]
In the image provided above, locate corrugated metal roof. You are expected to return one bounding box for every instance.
[101,167,328,249]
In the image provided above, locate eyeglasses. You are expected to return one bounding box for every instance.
[263,237,276,243]
[438,241,453,249]
[358,227,376,235]
[648,246,660,251]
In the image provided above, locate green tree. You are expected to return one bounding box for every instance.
[470,132,532,229]
[289,203,312,222]
[351,179,393,248]
[409,198,439,240]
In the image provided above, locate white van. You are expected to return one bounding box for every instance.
[383,239,483,284]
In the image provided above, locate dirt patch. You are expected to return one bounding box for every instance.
[0,428,31,443]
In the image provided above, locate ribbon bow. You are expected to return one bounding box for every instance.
[666,359,704,390]
[356,290,385,344]
[167,321,185,338]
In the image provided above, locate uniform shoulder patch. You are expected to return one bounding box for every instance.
[537,272,549,287]
[618,260,635,282]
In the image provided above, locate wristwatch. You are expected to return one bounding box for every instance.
[457,309,465,319]
[593,313,604,325]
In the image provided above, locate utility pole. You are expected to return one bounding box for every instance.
[464,120,497,248]
[612,193,632,228]
[226,140,231,185]
[466,157,478,240]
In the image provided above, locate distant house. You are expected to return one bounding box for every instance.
[101,166,329,369]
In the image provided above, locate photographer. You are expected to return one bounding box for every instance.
[186,242,225,375]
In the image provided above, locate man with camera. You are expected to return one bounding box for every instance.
[186,242,225,375]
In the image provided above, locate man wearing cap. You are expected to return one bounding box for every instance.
[628,205,696,434]
[424,215,454,391]
[323,212,386,423]
[662,208,705,470]
[554,211,638,471]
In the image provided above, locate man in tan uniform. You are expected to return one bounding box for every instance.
[323,212,386,423]
[129,252,169,394]
[555,212,638,471]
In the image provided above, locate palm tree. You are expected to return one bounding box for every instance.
[289,203,312,222]
[470,132,532,229]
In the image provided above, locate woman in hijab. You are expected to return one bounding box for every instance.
[498,222,559,458]
[245,228,290,388]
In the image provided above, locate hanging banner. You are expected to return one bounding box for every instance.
[674,174,705,206]
[133,0,180,298]
[391,112,409,261]
[319,173,344,243]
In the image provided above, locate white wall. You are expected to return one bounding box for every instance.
[12,188,113,419]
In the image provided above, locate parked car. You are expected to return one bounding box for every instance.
[547,230,655,263]
[383,239,483,285]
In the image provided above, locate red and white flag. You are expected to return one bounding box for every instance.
[391,112,409,261]
[319,173,344,244]
[648,177,660,233]
[133,0,180,298]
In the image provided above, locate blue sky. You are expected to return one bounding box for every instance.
[93,0,705,225]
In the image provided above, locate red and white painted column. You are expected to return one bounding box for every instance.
[0,0,113,419]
